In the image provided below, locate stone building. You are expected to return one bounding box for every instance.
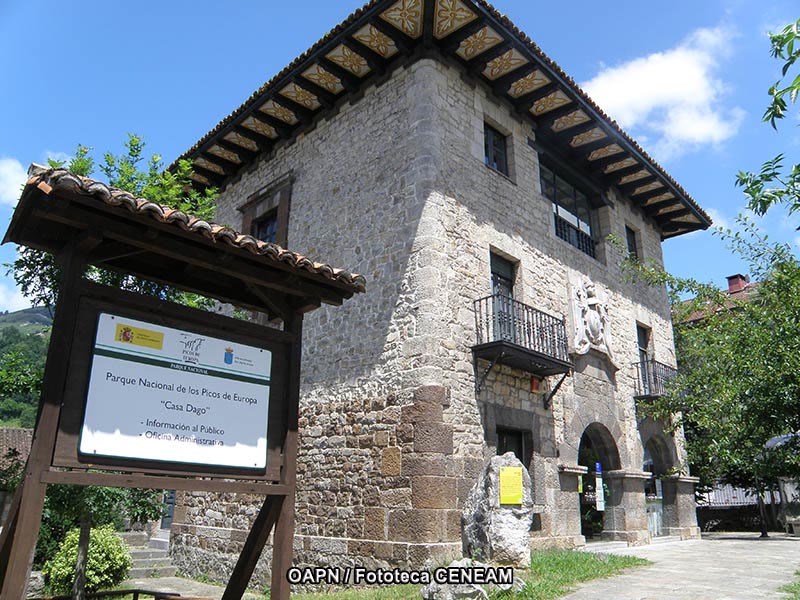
[168,0,708,582]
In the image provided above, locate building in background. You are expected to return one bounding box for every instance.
[168,0,710,583]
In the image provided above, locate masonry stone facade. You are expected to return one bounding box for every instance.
[170,53,700,585]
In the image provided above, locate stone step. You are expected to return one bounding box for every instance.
[579,540,629,554]
[651,534,682,545]
[131,556,173,569]
[118,531,149,546]
[128,565,177,578]
[151,528,171,540]
[148,537,170,551]
[130,548,169,560]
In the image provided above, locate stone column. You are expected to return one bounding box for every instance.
[661,475,700,539]
[602,470,650,545]
[541,463,586,549]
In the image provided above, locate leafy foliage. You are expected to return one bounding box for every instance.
[736,19,800,221]
[0,325,48,427]
[123,488,165,527]
[610,219,800,493]
[36,485,124,567]
[0,447,24,492]
[42,526,132,594]
[9,134,218,308]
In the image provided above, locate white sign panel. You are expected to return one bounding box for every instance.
[80,313,271,470]
[595,475,605,512]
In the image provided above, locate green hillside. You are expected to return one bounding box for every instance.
[0,307,53,335]
[0,307,51,427]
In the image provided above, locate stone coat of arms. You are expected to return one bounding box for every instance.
[570,275,617,367]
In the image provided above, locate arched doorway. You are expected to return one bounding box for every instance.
[578,423,621,539]
[643,435,674,537]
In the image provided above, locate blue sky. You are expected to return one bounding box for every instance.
[0,0,797,311]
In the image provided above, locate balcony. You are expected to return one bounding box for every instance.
[472,294,572,377]
[634,359,678,399]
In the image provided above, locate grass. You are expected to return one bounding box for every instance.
[780,570,800,599]
[260,550,650,600]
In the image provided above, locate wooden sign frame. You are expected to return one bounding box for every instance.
[0,254,302,600]
[52,282,291,482]
[0,166,364,599]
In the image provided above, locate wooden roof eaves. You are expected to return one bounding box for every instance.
[464,0,711,231]
[172,0,711,236]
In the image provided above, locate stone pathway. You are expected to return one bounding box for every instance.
[119,575,262,600]
[564,532,800,600]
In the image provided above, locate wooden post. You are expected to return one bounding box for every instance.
[220,311,303,600]
[0,246,91,597]
[269,312,303,600]
[221,495,284,600]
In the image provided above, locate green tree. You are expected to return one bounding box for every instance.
[10,135,217,308]
[737,19,800,219]
[613,221,800,534]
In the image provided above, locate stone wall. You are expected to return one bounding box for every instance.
[170,56,695,581]
[172,59,466,583]
[407,58,689,545]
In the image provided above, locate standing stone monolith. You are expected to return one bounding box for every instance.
[461,452,534,568]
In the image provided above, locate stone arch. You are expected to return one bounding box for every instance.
[579,422,621,472]
[562,407,630,470]
[638,417,680,474]
[643,435,674,476]
[576,422,623,540]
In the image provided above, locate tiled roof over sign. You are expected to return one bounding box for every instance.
[172,0,712,240]
[21,165,367,294]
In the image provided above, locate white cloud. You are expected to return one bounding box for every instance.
[45,150,71,165]
[706,207,732,230]
[0,282,30,313]
[582,26,745,161]
[0,157,27,206]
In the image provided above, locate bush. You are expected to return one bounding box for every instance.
[42,526,132,594]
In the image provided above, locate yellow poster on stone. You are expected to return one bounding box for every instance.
[499,466,524,505]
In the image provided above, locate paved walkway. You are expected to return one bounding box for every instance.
[564,532,800,600]
[119,575,262,600]
[123,533,799,600]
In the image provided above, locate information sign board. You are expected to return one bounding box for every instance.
[79,313,272,469]
[499,466,524,505]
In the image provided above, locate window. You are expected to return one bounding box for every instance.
[637,324,652,394]
[636,324,650,364]
[490,253,516,342]
[252,209,278,244]
[626,226,639,260]
[497,428,531,468]
[490,253,515,299]
[540,163,596,258]
[239,172,293,248]
[484,123,509,175]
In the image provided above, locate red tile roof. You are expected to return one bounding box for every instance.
[22,164,366,294]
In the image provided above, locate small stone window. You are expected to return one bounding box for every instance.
[484,123,509,176]
[497,427,532,468]
[239,172,293,247]
[626,225,640,260]
[252,209,279,244]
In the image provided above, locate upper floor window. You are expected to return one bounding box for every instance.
[239,172,293,248]
[490,253,515,298]
[540,163,596,258]
[253,209,278,244]
[626,226,639,260]
[484,123,509,176]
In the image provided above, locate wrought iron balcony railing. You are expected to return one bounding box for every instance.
[634,359,678,399]
[473,294,570,370]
